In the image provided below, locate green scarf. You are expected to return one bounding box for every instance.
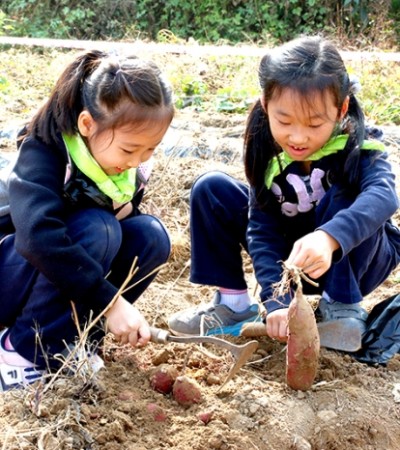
[264,134,385,189]
[62,133,137,203]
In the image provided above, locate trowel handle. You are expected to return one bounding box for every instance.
[240,322,268,337]
[149,326,171,344]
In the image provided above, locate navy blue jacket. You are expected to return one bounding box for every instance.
[247,147,400,313]
[0,134,145,310]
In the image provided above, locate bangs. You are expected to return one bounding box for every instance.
[269,77,340,119]
[97,100,174,132]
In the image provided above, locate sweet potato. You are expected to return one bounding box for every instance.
[286,285,320,391]
[146,403,168,422]
[172,375,202,407]
[150,364,178,394]
[197,410,213,425]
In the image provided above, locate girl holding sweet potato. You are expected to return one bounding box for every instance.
[168,35,400,345]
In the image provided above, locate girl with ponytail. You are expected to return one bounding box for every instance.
[0,50,174,390]
[168,36,400,347]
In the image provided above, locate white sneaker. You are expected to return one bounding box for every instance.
[0,329,44,392]
[59,344,105,376]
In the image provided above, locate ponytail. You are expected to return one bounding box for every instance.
[340,93,366,189]
[26,50,106,144]
[23,50,173,146]
[244,100,281,204]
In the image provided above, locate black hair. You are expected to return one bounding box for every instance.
[24,50,174,144]
[244,35,365,203]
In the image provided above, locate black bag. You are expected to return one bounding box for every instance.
[353,293,400,365]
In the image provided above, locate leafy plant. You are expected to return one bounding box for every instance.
[174,76,208,110]
[1,1,398,47]
[215,87,258,113]
[0,9,14,36]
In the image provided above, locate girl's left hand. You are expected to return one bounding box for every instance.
[286,230,340,279]
[266,308,289,342]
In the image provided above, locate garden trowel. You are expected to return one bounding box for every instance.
[239,319,363,352]
[150,326,258,387]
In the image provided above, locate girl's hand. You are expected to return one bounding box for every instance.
[286,230,339,279]
[104,296,151,347]
[266,308,289,342]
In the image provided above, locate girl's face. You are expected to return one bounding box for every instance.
[78,111,169,176]
[266,88,347,167]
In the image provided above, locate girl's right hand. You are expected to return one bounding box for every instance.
[104,296,151,347]
[266,308,289,342]
[286,230,339,279]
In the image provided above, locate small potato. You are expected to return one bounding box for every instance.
[172,375,202,407]
[150,364,178,395]
[146,403,167,422]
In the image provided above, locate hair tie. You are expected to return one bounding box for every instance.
[108,53,122,77]
[349,75,362,95]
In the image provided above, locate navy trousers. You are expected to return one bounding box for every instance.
[190,171,399,304]
[0,208,170,367]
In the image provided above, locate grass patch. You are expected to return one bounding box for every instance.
[0,46,399,125]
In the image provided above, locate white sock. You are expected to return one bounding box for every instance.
[219,288,256,312]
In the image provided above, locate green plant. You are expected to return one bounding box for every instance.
[0,74,10,96]
[1,1,398,48]
[174,76,208,110]
[0,48,399,126]
[215,87,257,113]
[347,58,400,124]
[2,0,134,39]
[0,9,14,36]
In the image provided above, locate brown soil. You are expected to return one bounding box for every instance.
[0,48,399,450]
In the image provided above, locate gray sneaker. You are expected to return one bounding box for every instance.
[168,291,262,337]
[316,297,368,335]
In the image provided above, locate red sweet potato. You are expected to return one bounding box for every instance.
[146,403,168,422]
[197,410,213,425]
[286,286,320,391]
[150,364,178,395]
[172,375,202,407]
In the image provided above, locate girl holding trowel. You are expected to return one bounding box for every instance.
[0,50,174,390]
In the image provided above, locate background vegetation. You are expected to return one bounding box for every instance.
[1,45,399,126]
[0,0,399,48]
[0,1,399,125]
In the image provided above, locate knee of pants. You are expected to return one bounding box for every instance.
[144,216,171,263]
[191,171,241,218]
[191,171,248,228]
[122,214,171,265]
[67,208,122,267]
[191,171,228,204]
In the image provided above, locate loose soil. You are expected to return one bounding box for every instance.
[0,46,399,450]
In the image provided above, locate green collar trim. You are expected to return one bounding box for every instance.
[264,134,385,188]
[62,133,137,204]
